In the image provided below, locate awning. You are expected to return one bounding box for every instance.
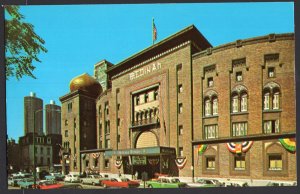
[104,146,176,157]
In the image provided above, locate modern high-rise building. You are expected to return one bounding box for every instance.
[24,92,43,135]
[45,100,61,135]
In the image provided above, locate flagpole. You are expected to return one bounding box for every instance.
[152,18,154,45]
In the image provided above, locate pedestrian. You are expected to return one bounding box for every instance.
[135,171,138,180]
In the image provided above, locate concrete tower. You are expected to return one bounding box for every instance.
[24,92,43,135]
[45,100,61,135]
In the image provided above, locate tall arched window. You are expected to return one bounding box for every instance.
[205,98,211,116]
[273,90,280,110]
[232,94,239,113]
[241,93,248,112]
[212,97,218,115]
[264,92,270,110]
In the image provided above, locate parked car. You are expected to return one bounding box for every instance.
[17,178,38,189]
[64,174,80,183]
[80,174,109,186]
[188,179,222,188]
[45,173,65,181]
[223,181,248,187]
[36,180,64,189]
[266,181,295,186]
[8,176,23,187]
[146,177,188,188]
[102,178,140,188]
[58,183,83,189]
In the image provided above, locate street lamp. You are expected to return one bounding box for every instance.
[33,108,61,188]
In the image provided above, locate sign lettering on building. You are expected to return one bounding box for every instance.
[132,156,147,165]
[129,62,162,81]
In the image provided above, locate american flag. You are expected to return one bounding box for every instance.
[153,19,157,43]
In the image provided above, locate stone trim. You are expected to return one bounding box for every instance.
[111,41,191,80]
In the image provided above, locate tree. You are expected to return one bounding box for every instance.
[5,5,47,80]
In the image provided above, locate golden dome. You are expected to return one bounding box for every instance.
[69,73,102,98]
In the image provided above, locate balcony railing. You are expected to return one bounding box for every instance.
[131,117,159,128]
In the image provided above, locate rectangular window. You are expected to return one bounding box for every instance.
[95,158,98,167]
[269,155,282,170]
[177,64,182,71]
[241,94,247,112]
[178,84,183,93]
[268,67,275,78]
[85,160,89,167]
[65,130,69,137]
[206,157,216,170]
[236,72,243,81]
[117,103,120,111]
[212,99,218,115]
[154,90,159,100]
[234,155,245,170]
[178,103,183,114]
[178,125,183,135]
[136,96,140,105]
[204,125,218,139]
[232,122,247,137]
[47,158,50,165]
[40,157,44,165]
[67,102,72,113]
[179,147,183,157]
[40,147,43,154]
[208,77,214,87]
[47,148,50,155]
[104,159,110,168]
[145,93,149,103]
[264,120,280,134]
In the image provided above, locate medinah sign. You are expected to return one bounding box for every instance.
[59,25,296,182]
[129,62,162,81]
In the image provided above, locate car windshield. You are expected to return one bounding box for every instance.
[121,178,130,182]
[171,179,180,183]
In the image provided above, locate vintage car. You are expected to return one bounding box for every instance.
[8,176,23,187]
[64,174,80,183]
[58,183,83,189]
[187,179,222,188]
[266,181,296,186]
[17,178,38,189]
[146,177,188,188]
[80,174,109,186]
[102,178,140,188]
[31,180,64,189]
[45,173,65,181]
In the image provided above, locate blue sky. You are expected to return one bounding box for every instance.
[6,2,294,140]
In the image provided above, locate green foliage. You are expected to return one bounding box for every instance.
[5,5,47,80]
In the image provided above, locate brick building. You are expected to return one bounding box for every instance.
[59,25,296,181]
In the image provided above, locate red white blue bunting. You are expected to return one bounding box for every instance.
[92,153,100,159]
[115,159,122,169]
[175,157,187,170]
[226,141,253,154]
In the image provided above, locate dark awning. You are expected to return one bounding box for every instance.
[104,146,176,157]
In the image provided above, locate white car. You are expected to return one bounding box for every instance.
[64,174,80,183]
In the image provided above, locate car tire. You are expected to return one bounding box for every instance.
[148,184,153,188]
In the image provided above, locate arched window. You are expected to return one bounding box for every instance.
[212,97,218,115]
[232,94,239,113]
[241,93,248,112]
[205,98,211,116]
[264,92,270,110]
[273,90,280,110]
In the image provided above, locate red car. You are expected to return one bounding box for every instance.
[34,180,64,189]
[102,178,140,188]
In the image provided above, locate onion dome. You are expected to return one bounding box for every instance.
[69,73,102,98]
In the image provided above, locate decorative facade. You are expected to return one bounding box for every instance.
[59,25,296,181]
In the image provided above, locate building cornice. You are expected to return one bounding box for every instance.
[193,33,294,59]
[111,41,191,80]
